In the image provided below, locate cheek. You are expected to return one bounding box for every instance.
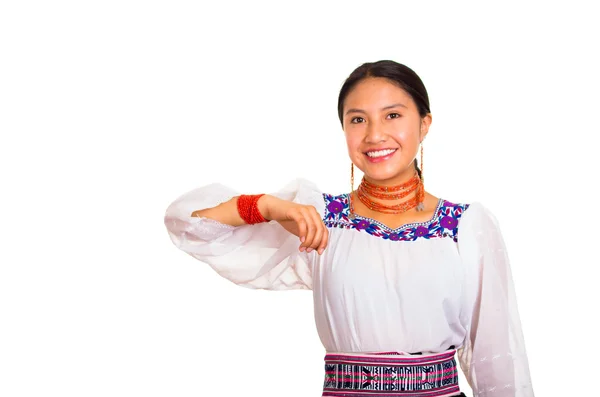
[344,133,362,152]
[392,131,410,144]
[390,126,418,144]
[344,124,364,141]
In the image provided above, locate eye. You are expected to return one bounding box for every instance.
[387,113,401,119]
[351,117,365,124]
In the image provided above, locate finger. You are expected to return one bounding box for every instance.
[301,209,317,252]
[318,223,329,255]
[307,209,324,252]
[293,212,308,251]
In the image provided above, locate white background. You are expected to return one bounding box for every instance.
[1,1,598,396]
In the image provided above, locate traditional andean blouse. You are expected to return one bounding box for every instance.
[164,178,535,397]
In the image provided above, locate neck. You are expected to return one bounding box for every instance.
[357,168,422,209]
[362,167,419,188]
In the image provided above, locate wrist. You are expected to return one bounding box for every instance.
[256,194,274,221]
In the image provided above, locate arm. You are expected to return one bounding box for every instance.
[190,194,273,227]
[163,178,326,290]
[190,194,324,249]
[457,202,534,397]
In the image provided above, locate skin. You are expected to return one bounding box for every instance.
[342,77,439,230]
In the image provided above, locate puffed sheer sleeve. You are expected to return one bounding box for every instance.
[456,202,534,397]
[163,178,325,291]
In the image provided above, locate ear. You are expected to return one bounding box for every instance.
[420,113,432,140]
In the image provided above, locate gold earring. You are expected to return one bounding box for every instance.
[349,162,357,220]
[416,141,425,211]
[420,141,424,185]
[350,162,354,193]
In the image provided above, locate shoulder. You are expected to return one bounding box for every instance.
[437,197,471,218]
[455,200,504,242]
[441,199,497,219]
[457,201,499,225]
[322,191,349,205]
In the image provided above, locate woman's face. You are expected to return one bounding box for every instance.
[342,77,432,186]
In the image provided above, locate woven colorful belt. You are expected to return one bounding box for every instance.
[322,349,461,397]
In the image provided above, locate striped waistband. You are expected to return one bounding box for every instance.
[322,350,461,397]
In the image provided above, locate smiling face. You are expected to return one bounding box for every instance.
[342,77,432,186]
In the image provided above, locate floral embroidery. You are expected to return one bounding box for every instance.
[327,200,344,214]
[322,192,470,242]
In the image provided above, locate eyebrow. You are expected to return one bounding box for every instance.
[345,103,407,116]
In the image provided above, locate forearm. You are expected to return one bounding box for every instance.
[190,194,277,226]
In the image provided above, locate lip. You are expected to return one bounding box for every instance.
[364,148,398,163]
[363,147,398,154]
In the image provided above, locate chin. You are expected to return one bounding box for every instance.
[364,170,398,182]
[363,164,412,182]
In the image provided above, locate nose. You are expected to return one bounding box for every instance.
[364,119,386,143]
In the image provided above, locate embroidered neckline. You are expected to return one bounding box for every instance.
[345,193,445,233]
[322,192,470,242]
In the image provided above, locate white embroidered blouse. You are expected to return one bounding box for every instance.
[163,178,535,397]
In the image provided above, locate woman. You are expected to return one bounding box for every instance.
[164,60,535,397]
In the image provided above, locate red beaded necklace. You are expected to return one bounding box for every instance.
[349,171,425,216]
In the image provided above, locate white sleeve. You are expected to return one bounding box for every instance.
[456,202,535,397]
[163,178,325,291]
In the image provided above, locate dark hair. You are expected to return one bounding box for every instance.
[337,60,430,179]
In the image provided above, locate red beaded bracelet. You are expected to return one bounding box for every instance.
[237,194,268,224]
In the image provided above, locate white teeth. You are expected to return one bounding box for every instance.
[366,149,397,158]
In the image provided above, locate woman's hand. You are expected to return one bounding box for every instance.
[261,195,329,255]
